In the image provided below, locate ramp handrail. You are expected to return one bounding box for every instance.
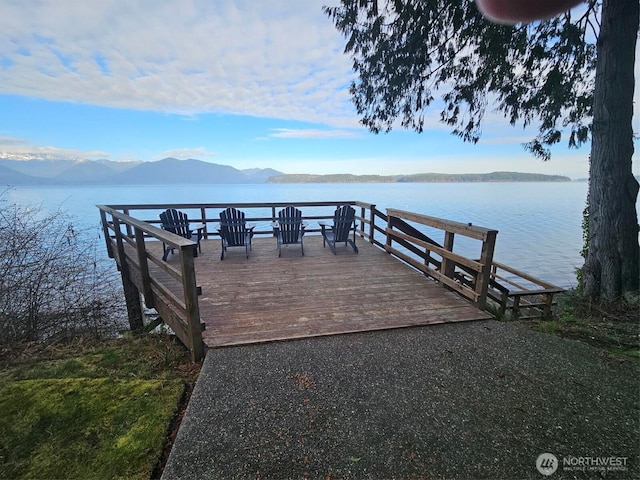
[384,209,498,309]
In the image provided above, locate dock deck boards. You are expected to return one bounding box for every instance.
[158,235,491,348]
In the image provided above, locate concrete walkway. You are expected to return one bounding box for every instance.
[161,321,639,479]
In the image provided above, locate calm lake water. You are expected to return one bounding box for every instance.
[4,181,623,289]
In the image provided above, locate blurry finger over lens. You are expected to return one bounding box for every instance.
[476,0,585,24]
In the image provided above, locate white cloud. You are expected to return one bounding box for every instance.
[0,0,637,149]
[158,147,216,160]
[268,128,360,139]
[0,136,28,146]
[0,0,357,125]
[0,137,108,159]
[477,134,534,146]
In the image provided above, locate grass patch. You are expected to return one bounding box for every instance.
[0,334,200,480]
[512,291,640,358]
[0,378,182,479]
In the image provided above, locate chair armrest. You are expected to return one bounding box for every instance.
[318,221,328,226]
[190,224,206,241]
[247,223,256,230]
[191,224,206,236]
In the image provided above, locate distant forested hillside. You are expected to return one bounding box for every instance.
[398,172,570,182]
[267,174,399,183]
[267,171,571,183]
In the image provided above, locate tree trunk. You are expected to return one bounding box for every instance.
[583,0,639,299]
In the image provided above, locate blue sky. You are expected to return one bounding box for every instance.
[0,1,637,179]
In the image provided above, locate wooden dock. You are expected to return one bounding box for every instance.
[98,201,562,361]
[161,236,491,348]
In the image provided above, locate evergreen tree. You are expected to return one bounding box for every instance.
[325,0,638,300]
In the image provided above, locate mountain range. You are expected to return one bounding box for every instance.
[0,157,283,185]
[0,156,589,185]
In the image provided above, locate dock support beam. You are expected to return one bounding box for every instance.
[114,217,144,330]
[180,247,204,362]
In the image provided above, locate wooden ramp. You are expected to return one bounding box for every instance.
[163,235,491,348]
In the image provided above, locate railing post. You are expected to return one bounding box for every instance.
[511,295,521,320]
[180,246,204,362]
[113,216,144,330]
[200,206,208,238]
[123,208,134,238]
[99,208,114,258]
[423,245,432,271]
[441,231,456,280]
[385,212,393,253]
[134,227,154,309]
[542,293,553,320]
[475,230,497,310]
[499,291,508,318]
[369,204,376,244]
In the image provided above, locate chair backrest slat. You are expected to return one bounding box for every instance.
[332,205,355,242]
[160,208,191,238]
[278,206,302,243]
[220,207,248,246]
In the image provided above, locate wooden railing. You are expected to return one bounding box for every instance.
[98,201,381,361]
[98,205,204,361]
[383,209,498,309]
[98,200,563,360]
[487,261,566,319]
[102,200,377,239]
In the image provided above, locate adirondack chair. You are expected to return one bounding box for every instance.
[319,205,359,254]
[217,207,255,260]
[159,208,205,261]
[271,206,307,257]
